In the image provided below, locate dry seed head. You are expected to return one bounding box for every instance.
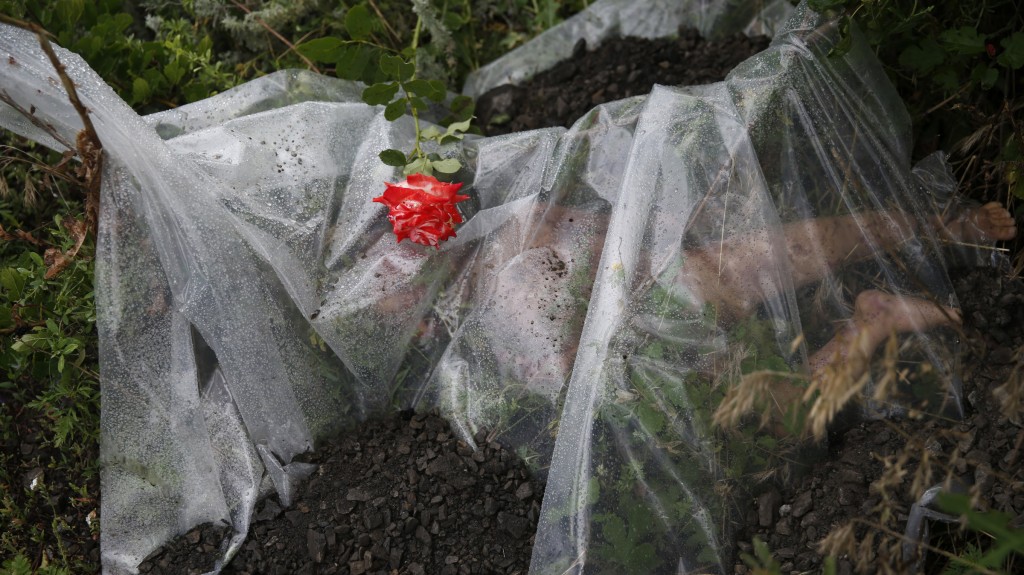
[712,369,795,430]
[818,522,857,558]
[871,334,900,403]
[803,330,873,439]
[855,530,877,573]
[23,175,38,208]
[993,344,1024,425]
[909,448,934,501]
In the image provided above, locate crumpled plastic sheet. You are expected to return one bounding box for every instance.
[462,0,795,98]
[0,1,995,573]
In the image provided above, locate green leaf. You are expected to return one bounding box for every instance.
[337,44,375,81]
[447,95,475,122]
[637,402,666,435]
[628,542,657,569]
[442,11,467,31]
[397,58,416,82]
[431,158,461,174]
[427,80,448,102]
[644,342,664,360]
[379,53,404,78]
[2,554,33,575]
[0,305,12,330]
[600,515,628,547]
[1,268,26,299]
[384,99,406,121]
[971,64,999,90]
[586,476,600,506]
[998,32,1024,70]
[296,37,344,63]
[899,39,945,74]
[378,149,408,167]
[444,117,472,136]
[409,96,429,112]
[57,354,65,373]
[344,4,373,41]
[403,78,432,98]
[404,157,433,177]
[163,59,185,85]
[939,26,985,55]
[828,15,853,57]
[1009,166,1024,200]
[756,435,778,451]
[932,68,959,91]
[421,126,443,140]
[131,77,151,104]
[361,82,398,106]
[55,0,84,28]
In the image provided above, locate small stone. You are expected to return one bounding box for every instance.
[837,469,865,485]
[285,510,305,527]
[775,517,792,536]
[307,529,326,563]
[347,487,372,502]
[515,482,534,501]
[791,491,813,518]
[497,511,530,538]
[758,490,781,527]
[255,499,282,522]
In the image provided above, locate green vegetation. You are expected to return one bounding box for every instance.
[810,0,1023,264]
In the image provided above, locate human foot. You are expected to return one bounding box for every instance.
[851,289,961,339]
[936,201,1017,244]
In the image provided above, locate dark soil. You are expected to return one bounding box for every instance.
[140,412,543,575]
[475,28,771,135]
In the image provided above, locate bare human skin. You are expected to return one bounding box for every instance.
[413,198,1014,410]
[692,201,1016,414]
[683,202,1017,322]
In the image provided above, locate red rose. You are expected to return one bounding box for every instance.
[372,173,470,248]
[986,42,997,58]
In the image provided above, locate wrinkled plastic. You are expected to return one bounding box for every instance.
[0,1,997,573]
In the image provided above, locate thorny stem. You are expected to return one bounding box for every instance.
[407,15,425,164]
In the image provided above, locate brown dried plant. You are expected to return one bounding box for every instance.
[0,15,103,280]
[993,344,1024,425]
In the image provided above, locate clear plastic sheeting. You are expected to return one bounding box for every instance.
[462,0,795,98]
[0,1,996,574]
